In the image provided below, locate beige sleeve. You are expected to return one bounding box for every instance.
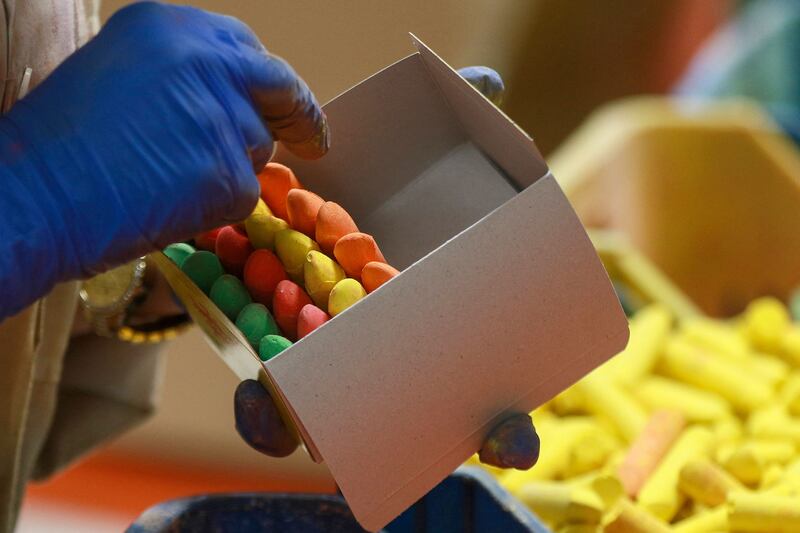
[31,334,168,479]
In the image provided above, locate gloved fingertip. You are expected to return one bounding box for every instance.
[282,111,330,160]
[478,413,539,470]
[250,141,275,174]
[234,379,299,457]
[458,66,505,107]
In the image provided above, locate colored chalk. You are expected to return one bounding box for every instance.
[194,227,222,252]
[272,279,313,340]
[235,303,279,348]
[728,492,800,532]
[297,304,330,339]
[181,250,224,294]
[287,189,324,237]
[245,212,289,251]
[250,198,271,217]
[304,250,345,309]
[243,249,288,306]
[617,409,685,498]
[215,225,254,278]
[275,229,320,283]
[678,459,745,506]
[209,274,252,321]
[315,201,358,255]
[258,334,292,362]
[163,243,195,268]
[334,232,386,279]
[742,297,791,353]
[361,261,399,293]
[637,426,713,521]
[258,162,302,220]
[328,278,367,316]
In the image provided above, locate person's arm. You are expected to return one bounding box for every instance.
[0,2,327,322]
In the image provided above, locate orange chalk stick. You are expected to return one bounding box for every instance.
[287,189,324,237]
[617,409,686,498]
[315,201,358,255]
[361,261,399,293]
[258,162,302,220]
[333,232,386,279]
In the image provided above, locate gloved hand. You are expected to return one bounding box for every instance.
[235,66,539,471]
[0,2,327,320]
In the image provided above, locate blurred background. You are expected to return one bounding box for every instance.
[20,0,800,530]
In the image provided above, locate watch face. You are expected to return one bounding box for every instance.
[80,259,145,312]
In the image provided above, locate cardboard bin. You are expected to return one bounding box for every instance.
[156,36,629,532]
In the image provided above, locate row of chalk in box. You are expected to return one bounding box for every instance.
[163,162,400,361]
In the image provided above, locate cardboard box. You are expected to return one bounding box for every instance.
[154,36,629,532]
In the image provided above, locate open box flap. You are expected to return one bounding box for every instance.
[410,34,548,189]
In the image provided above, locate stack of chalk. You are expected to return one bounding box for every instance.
[163,163,400,362]
[470,297,800,532]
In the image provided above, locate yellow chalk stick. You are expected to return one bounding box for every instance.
[245,212,289,251]
[781,326,800,367]
[680,316,750,360]
[728,492,800,532]
[603,498,671,533]
[502,417,594,491]
[632,376,731,423]
[516,481,604,527]
[779,372,800,416]
[659,337,773,413]
[303,250,345,309]
[599,304,672,385]
[741,297,791,354]
[747,406,800,445]
[722,439,796,485]
[274,229,319,282]
[573,374,648,443]
[637,426,713,521]
[678,459,745,506]
[328,278,366,316]
[566,424,621,478]
[672,506,728,533]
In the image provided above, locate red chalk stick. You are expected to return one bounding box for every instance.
[297,304,330,339]
[195,227,223,252]
[215,226,254,278]
[272,279,313,340]
[243,249,288,306]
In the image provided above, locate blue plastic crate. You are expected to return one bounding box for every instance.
[126,467,550,532]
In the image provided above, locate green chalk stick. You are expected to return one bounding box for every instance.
[163,242,196,268]
[181,251,224,294]
[236,303,280,348]
[259,334,292,361]
[210,274,252,321]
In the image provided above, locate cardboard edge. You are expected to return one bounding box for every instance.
[148,252,323,463]
[350,328,631,532]
[409,33,548,188]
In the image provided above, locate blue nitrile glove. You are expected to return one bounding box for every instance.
[235,66,540,470]
[0,2,327,320]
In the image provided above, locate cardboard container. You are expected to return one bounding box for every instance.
[155,36,628,532]
[550,97,800,317]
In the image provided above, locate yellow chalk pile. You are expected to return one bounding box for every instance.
[470,297,800,532]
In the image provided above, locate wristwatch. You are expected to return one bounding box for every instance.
[79,257,191,343]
